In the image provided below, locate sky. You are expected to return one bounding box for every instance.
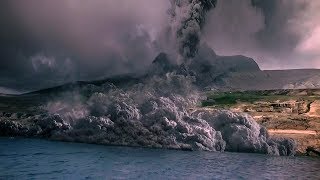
[0,0,319,92]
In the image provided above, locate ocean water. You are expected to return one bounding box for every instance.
[0,138,319,180]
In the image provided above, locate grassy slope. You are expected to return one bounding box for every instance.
[202,89,320,107]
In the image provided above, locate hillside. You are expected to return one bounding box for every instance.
[220,69,320,90]
[1,47,320,155]
[2,45,319,95]
[202,89,320,154]
[148,45,320,91]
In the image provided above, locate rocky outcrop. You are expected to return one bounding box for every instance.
[148,53,178,75]
[284,75,320,89]
[308,100,320,117]
[306,146,320,156]
[245,101,309,114]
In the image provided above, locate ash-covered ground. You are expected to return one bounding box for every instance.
[0,48,296,156]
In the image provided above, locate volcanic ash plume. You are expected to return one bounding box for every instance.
[169,0,217,59]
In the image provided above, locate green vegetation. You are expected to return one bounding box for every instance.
[203,92,263,106]
[202,90,320,107]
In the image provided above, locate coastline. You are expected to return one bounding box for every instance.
[202,89,320,156]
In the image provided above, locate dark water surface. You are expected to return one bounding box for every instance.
[0,137,319,180]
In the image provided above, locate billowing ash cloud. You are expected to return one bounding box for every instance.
[168,0,217,59]
[203,0,320,69]
[0,74,296,155]
[0,0,319,91]
[0,0,169,91]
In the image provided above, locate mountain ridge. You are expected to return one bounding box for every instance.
[3,45,320,95]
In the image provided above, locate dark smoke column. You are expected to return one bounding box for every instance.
[169,0,217,60]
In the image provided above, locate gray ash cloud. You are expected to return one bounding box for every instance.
[204,0,319,69]
[168,0,217,59]
[0,0,168,91]
[0,0,319,92]
[0,74,296,155]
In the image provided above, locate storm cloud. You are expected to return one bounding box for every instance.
[0,0,169,91]
[0,0,319,92]
[203,0,320,69]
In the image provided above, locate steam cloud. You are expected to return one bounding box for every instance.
[169,0,217,60]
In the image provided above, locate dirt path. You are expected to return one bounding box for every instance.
[268,129,318,135]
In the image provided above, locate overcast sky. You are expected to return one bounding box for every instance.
[0,0,319,92]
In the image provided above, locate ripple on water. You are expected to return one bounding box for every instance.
[0,138,319,179]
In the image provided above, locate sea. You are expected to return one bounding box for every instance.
[0,137,319,180]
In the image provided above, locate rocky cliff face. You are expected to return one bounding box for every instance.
[308,100,320,117]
